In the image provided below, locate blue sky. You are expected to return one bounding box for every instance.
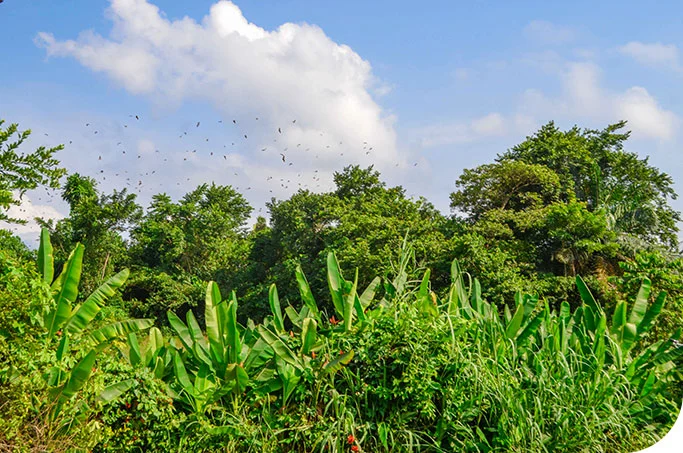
[1,0,683,245]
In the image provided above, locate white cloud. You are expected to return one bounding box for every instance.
[615,87,678,140]
[523,20,576,45]
[618,42,681,71]
[35,0,400,172]
[471,113,506,136]
[0,193,65,244]
[520,59,679,141]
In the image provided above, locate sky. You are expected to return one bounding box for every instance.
[1,0,683,246]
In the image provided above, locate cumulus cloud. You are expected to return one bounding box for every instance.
[618,42,681,71]
[614,87,678,140]
[524,20,576,45]
[35,0,400,173]
[520,59,679,141]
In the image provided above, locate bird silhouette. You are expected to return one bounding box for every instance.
[280,153,286,162]
[196,122,200,127]
[278,128,282,134]
[135,115,139,120]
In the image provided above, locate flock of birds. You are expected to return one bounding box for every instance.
[4,114,421,234]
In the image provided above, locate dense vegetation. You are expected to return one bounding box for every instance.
[1,119,682,452]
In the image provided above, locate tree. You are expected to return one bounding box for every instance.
[127,184,252,323]
[237,165,448,319]
[38,173,142,295]
[131,183,252,278]
[500,121,680,249]
[0,120,66,223]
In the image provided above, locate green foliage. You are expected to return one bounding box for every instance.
[0,120,66,224]
[500,121,680,249]
[39,173,142,296]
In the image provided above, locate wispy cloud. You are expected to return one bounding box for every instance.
[618,41,682,72]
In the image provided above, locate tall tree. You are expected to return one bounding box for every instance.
[499,121,680,249]
[39,173,142,295]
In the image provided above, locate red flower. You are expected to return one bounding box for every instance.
[329,316,340,326]
[347,434,355,444]
[351,446,359,452]
[339,350,345,355]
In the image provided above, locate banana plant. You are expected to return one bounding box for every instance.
[166,282,273,414]
[256,322,353,405]
[326,251,381,331]
[36,228,153,418]
[575,275,666,357]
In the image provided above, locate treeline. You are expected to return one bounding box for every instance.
[7,120,679,336]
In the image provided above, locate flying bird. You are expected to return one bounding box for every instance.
[280,153,286,162]
[278,128,282,134]
[196,122,200,127]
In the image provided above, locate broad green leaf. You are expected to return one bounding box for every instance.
[417,269,430,300]
[576,275,600,313]
[268,284,285,334]
[505,303,525,339]
[471,279,483,314]
[65,269,129,334]
[323,350,354,374]
[98,379,134,403]
[127,332,142,367]
[173,351,193,395]
[611,301,627,337]
[205,281,224,362]
[193,363,216,399]
[226,363,249,394]
[622,322,638,353]
[88,319,154,346]
[186,310,212,367]
[145,327,164,366]
[276,359,300,405]
[243,338,274,372]
[559,301,571,319]
[327,252,345,317]
[629,278,651,327]
[38,228,54,284]
[153,356,166,379]
[639,291,667,335]
[60,349,97,402]
[284,305,301,328]
[640,370,656,398]
[359,277,381,310]
[295,265,320,321]
[300,318,317,355]
[56,333,69,361]
[257,326,300,369]
[516,312,543,347]
[46,244,84,338]
[168,311,194,352]
[343,268,358,332]
[227,292,241,364]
